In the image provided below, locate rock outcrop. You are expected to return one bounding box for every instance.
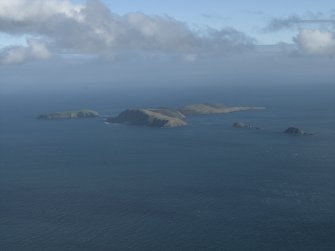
[179,103,265,116]
[233,122,260,129]
[37,109,99,120]
[284,127,312,136]
[106,108,187,128]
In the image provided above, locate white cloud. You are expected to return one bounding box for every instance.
[0,0,83,23]
[296,29,335,55]
[0,0,254,63]
[0,39,51,64]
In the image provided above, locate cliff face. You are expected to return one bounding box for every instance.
[106,108,187,128]
[37,109,99,120]
[179,103,265,116]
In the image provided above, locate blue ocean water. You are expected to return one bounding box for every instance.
[0,85,335,250]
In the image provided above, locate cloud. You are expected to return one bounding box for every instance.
[264,14,335,32]
[0,0,83,30]
[0,39,51,64]
[201,13,227,21]
[264,13,335,56]
[0,0,254,63]
[295,29,335,55]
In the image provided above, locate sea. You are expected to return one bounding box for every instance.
[1,83,335,250]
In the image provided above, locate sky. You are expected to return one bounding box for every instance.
[1,0,334,47]
[0,0,334,92]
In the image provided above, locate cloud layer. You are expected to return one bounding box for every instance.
[265,15,335,31]
[1,1,334,63]
[0,0,254,64]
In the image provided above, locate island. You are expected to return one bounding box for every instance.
[284,127,313,136]
[106,108,187,128]
[178,103,265,116]
[37,109,99,120]
[105,103,265,128]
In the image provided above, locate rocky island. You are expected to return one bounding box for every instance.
[178,103,265,116]
[105,103,265,128]
[106,108,187,128]
[233,122,260,129]
[37,109,99,120]
[284,127,313,136]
